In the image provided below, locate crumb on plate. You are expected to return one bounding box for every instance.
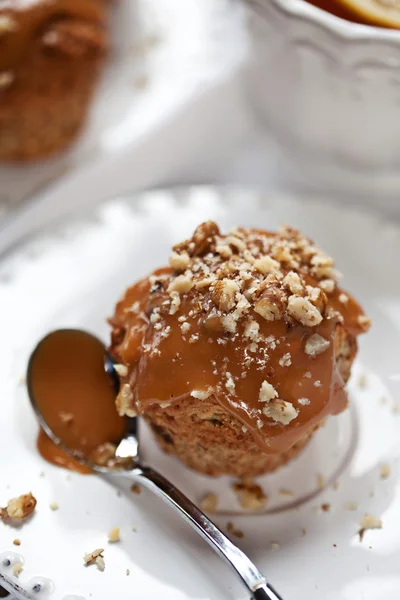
[200,493,218,513]
[359,515,382,541]
[1,493,37,524]
[108,527,120,543]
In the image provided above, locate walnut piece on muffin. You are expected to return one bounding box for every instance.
[109,222,370,477]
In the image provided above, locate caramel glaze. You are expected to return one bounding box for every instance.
[28,329,126,471]
[0,0,105,71]
[110,269,366,456]
[37,428,92,473]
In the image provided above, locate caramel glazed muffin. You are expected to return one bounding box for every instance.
[0,0,109,161]
[109,222,371,478]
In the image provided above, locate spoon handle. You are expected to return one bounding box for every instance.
[130,465,284,600]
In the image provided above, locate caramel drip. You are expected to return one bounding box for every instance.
[112,271,365,456]
[0,0,105,71]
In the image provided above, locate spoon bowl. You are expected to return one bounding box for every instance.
[27,328,283,600]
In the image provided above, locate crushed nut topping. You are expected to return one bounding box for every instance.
[114,364,128,377]
[191,388,214,400]
[304,334,330,357]
[259,380,278,403]
[262,400,298,425]
[0,71,14,89]
[287,295,322,327]
[0,15,18,34]
[116,384,136,417]
[357,315,372,332]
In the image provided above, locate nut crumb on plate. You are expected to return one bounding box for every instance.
[49,502,59,511]
[108,526,120,543]
[380,464,391,479]
[358,515,382,541]
[12,562,23,577]
[1,493,37,524]
[233,480,267,510]
[226,522,244,538]
[200,493,218,513]
[84,549,104,568]
[131,484,141,495]
[13,539,21,546]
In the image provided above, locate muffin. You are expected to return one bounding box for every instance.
[0,0,109,161]
[109,222,370,477]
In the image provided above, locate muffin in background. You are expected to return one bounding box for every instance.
[109,222,370,477]
[0,0,109,161]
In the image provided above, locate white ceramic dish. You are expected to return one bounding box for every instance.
[1,186,399,600]
[245,0,400,195]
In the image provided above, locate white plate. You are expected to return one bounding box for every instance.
[0,187,399,600]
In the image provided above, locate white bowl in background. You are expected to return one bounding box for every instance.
[245,0,400,195]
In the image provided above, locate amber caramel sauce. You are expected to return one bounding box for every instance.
[28,330,126,471]
[0,0,105,71]
[305,0,395,27]
[112,268,365,456]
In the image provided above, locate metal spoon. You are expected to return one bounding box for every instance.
[27,329,284,600]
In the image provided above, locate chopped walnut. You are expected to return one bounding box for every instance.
[259,380,278,403]
[319,279,335,293]
[357,315,371,332]
[304,334,330,357]
[84,548,104,566]
[0,71,14,89]
[59,411,74,425]
[254,285,287,321]
[108,526,120,543]
[233,480,268,510]
[279,353,292,367]
[1,493,37,523]
[169,251,190,271]
[191,388,214,400]
[287,295,322,327]
[282,271,304,294]
[116,383,136,417]
[262,400,298,425]
[200,493,218,512]
[13,539,21,546]
[114,363,128,377]
[211,279,239,311]
[95,556,105,571]
[167,274,194,294]
[253,256,281,275]
[169,290,181,315]
[0,15,18,34]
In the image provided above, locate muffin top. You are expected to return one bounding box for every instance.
[109,222,370,454]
